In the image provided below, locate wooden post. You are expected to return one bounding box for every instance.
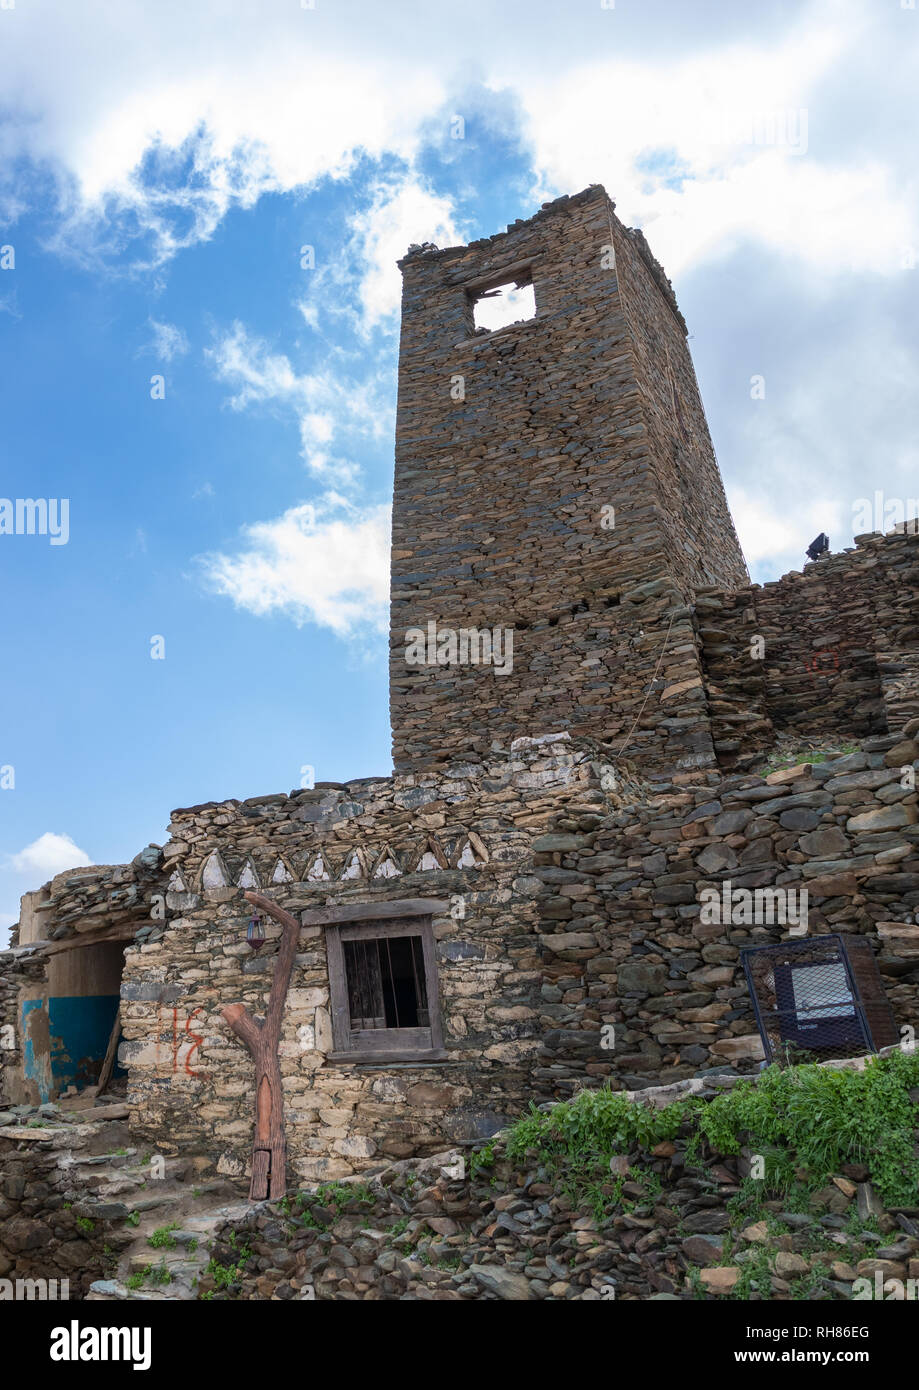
[95,1003,122,1099]
[221,891,301,1201]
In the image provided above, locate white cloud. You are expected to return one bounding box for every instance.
[346,178,466,329]
[473,281,536,332]
[206,321,392,483]
[728,487,845,578]
[1,4,445,268]
[8,832,92,879]
[148,318,189,361]
[289,174,465,338]
[3,0,916,611]
[198,493,391,635]
[297,299,320,331]
[301,412,334,446]
[506,4,917,280]
[0,0,913,291]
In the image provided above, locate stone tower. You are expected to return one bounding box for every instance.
[389,185,748,776]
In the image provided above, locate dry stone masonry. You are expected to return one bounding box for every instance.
[390,185,748,778]
[2,186,918,1253]
[198,1063,919,1303]
[697,527,919,770]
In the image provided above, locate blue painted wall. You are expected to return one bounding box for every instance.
[22,995,123,1102]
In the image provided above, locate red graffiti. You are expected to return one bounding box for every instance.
[804,649,840,673]
[160,1006,205,1079]
[183,1008,204,1077]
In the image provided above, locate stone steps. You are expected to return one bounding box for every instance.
[98,1182,253,1300]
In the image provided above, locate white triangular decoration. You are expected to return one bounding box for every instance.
[237,859,260,890]
[201,851,229,889]
[340,850,363,880]
[168,867,189,893]
[271,858,294,884]
[415,835,448,872]
[306,853,330,883]
[457,840,478,868]
[374,855,401,879]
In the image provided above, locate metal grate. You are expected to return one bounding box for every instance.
[741,934,898,1067]
[343,934,428,1031]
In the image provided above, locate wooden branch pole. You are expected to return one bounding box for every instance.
[95,1003,122,1099]
[221,891,301,1201]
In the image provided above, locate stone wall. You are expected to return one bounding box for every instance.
[531,736,919,1091]
[200,1056,919,1302]
[1,175,917,1198]
[0,1123,134,1297]
[389,184,746,779]
[616,225,746,595]
[119,742,619,1183]
[697,528,919,770]
[0,949,25,1108]
[119,726,919,1182]
[1,855,160,1106]
[4,725,916,1192]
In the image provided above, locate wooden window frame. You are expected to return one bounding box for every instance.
[306,899,447,1063]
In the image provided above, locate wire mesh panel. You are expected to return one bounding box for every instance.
[840,934,900,1051]
[741,934,896,1066]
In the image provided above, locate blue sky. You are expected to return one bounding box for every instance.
[1,0,918,942]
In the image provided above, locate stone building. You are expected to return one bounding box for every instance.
[1,186,917,1189]
[391,183,748,778]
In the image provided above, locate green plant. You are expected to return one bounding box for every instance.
[845,1207,881,1239]
[149,1222,180,1250]
[695,1051,919,1206]
[724,1177,767,1227]
[297,1208,327,1232]
[226,1230,252,1259]
[205,1256,248,1291]
[503,1085,690,1213]
[314,1181,373,1212]
[508,1087,689,1164]
[126,1261,170,1289]
[501,1050,919,1216]
[789,1261,830,1301]
[730,1244,773,1301]
[76,1216,95,1234]
[758,741,857,775]
[469,1142,495,1179]
[125,1211,140,1227]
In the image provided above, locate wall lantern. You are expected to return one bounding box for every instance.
[741,934,898,1066]
[246,910,266,953]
